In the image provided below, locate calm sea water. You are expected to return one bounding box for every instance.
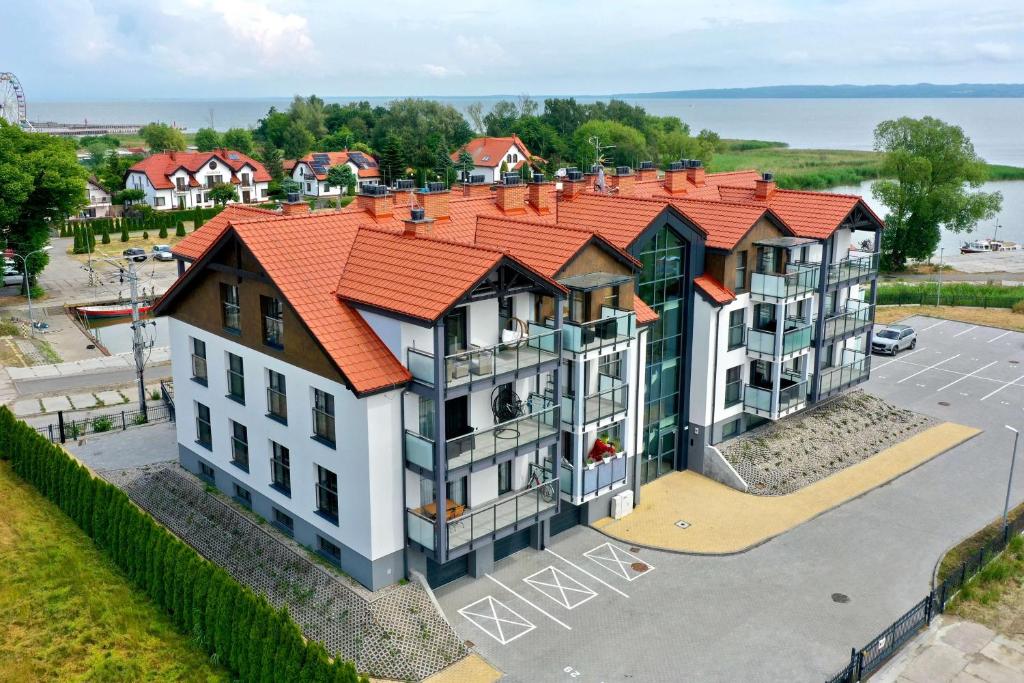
[31,96,1024,253]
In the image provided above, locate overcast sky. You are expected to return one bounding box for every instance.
[7,0,1024,100]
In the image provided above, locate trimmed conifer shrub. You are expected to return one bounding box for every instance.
[175,221,186,237]
[120,224,130,242]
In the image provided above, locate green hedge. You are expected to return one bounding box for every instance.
[0,407,365,683]
[877,283,1024,309]
[63,207,224,236]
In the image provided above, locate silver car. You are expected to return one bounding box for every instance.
[872,324,917,355]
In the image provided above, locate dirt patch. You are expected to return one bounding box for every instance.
[876,305,1024,332]
[721,390,936,495]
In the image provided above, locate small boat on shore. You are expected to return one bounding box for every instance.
[76,303,152,318]
[960,238,1022,254]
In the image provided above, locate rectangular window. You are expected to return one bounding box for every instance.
[241,173,251,186]
[176,177,186,191]
[498,460,512,495]
[323,183,331,192]
[220,283,240,332]
[154,196,166,207]
[724,366,743,407]
[233,484,252,507]
[598,352,622,379]
[230,420,249,471]
[418,397,435,439]
[734,251,748,291]
[261,188,269,198]
[191,337,207,384]
[312,388,335,445]
[316,465,339,523]
[270,441,290,494]
[318,536,341,563]
[195,402,212,448]
[199,461,215,482]
[273,508,294,535]
[727,309,745,350]
[226,352,245,403]
[267,370,287,422]
[261,296,284,348]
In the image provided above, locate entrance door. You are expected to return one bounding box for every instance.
[242,190,251,202]
[444,308,468,355]
[642,426,676,484]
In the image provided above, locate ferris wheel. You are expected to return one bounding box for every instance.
[0,72,30,128]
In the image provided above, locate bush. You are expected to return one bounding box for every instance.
[92,416,113,432]
[120,225,130,242]
[175,221,186,237]
[1013,301,1024,315]
[0,406,365,683]
[159,224,168,239]
[142,231,149,240]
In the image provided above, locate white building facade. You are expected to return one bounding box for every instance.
[125,150,270,211]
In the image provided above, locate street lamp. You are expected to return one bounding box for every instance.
[5,245,53,337]
[1004,426,1019,529]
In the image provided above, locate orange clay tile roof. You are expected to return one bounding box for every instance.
[667,198,774,250]
[451,135,544,168]
[172,205,279,261]
[336,227,563,322]
[554,193,674,250]
[634,296,659,325]
[713,185,885,239]
[627,169,762,199]
[694,274,737,305]
[127,149,270,190]
[294,151,381,180]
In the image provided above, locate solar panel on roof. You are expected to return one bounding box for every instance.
[313,153,330,164]
[312,164,327,175]
[228,153,240,160]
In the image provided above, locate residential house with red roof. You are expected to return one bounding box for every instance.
[125,149,270,211]
[154,164,882,589]
[291,150,381,199]
[80,176,112,219]
[451,135,540,184]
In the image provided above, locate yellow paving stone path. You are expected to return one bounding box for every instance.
[593,422,980,554]
[371,653,503,683]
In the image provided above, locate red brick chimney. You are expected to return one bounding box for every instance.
[282,192,310,216]
[754,172,776,201]
[527,174,551,214]
[415,183,450,220]
[560,170,585,199]
[403,206,430,237]
[663,161,689,195]
[608,167,635,197]
[496,178,526,214]
[461,180,492,198]
[355,185,393,218]
[686,160,706,187]
[636,161,657,182]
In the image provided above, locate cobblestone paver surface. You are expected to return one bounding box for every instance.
[721,390,937,495]
[101,463,467,681]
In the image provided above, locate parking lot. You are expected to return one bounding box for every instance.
[434,316,1024,682]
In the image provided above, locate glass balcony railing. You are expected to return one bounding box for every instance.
[746,318,813,358]
[562,376,628,426]
[820,302,874,341]
[817,350,871,395]
[750,263,819,300]
[560,454,628,500]
[563,307,636,354]
[778,376,808,414]
[406,327,560,390]
[743,376,807,417]
[743,383,771,414]
[406,508,435,550]
[827,252,879,287]
[445,473,558,552]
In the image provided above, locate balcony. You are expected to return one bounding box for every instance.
[404,404,560,477]
[819,301,874,343]
[406,327,560,394]
[563,307,636,355]
[827,252,879,288]
[743,372,807,419]
[561,375,628,427]
[750,263,819,302]
[746,317,813,361]
[560,453,628,503]
[817,349,871,398]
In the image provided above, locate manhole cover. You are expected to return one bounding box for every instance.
[1011,360,1020,365]
[675,520,690,529]
[832,593,850,604]
[630,547,640,553]
[464,639,475,648]
[938,401,950,407]
[630,562,649,573]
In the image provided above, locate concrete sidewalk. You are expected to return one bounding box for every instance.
[593,422,980,554]
[7,348,170,395]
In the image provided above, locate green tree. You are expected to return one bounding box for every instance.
[572,119,647,170]
[222,128,254,155]
[101,222,111,244]
[209,183,238,206]
[159,223,168,238]
[256,144,285,183]
[114,188,145,206]
[175,221,186,237]
[97,153,142,196]
[379,134,405,185]
[0,122,87,287]
[72,226,84,253]
[872,116,1003,270]
[281,122,315,160]
[194,127,221,151]
[326,164,356,197]
[120,223,130,242]
[138,122,186,152]
[457,150,475,179]
[193,206,205,230]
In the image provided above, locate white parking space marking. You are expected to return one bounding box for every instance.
[545,548,630,598]
[952,325,978,338]
[937,361,998,392]
[921,320,947,331]
[523,566,597,610]
[873,348,923,369]
[980,374,1024,402]
[583,543,655,582]
[989,331,1012,344]
[896,354,960,384]
[459,595,536,645]
[486,574,572,630]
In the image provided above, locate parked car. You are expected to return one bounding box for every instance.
[3,266,23,287]
[872,324,917,355]
[122,247,147,262]
[152,244,174,261]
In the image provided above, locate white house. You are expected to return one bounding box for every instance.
[451,135,541,184]
[125,149,270,211]
[291,151,381,198]
[80,176,112,219]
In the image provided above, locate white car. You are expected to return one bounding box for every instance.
[152,244,174,262]
[3,267,23,287]
[872,325,917,355]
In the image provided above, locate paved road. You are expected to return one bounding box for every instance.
[66,420,177,472]
[434,316,1024,682]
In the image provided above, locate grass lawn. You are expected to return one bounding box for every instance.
[876,305,1024,332]
[0,461,228,682]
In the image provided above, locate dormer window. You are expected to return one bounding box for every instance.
[176,177,186,191]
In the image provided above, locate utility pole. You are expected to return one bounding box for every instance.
[124,257,149,419]
[1004,426,1019,529]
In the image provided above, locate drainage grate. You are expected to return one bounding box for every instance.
[938,401,950,407]
[675,520,691,529]
[832,593,850,604]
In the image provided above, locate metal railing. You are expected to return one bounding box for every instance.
[750,263,819,300]
[820,301,874,341]
[406,327,560,390]
[406,508,435,551]
[827,252,879,287]
[817,350,871,396]
[445,475,558,552]
[563,376,628,425]
[560,453,628,499]
[35,404,174,443]
[563,307,636,354]
[747,317,813,358]
[743,377,807,417]
[778,377,808,413]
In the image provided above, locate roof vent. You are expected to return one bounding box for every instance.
[669,161,684,171]
[616,165,631,176]
[590,164,601,174]
[395,178,415,190]
[566,169,584,181]
[503,173,521,186]
[410,206,426,221]
[762,172,774,182]
[424,181,446,193]
[531,172,545,183]
[639,160,655,170]
[361,183,388,196]
[469,173,486,184]
[286,191,300,203]
[687,159,703,169]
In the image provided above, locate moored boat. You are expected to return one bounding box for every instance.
[76,303,153,318]
[960,238,1022,254]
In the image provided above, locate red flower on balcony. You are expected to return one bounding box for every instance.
[587,438,616,462]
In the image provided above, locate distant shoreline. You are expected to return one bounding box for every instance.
[615,83,1024,99]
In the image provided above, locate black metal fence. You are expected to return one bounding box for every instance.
[35,403,173,443]
[876,290,1023,309]
[826,514,1024,682]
